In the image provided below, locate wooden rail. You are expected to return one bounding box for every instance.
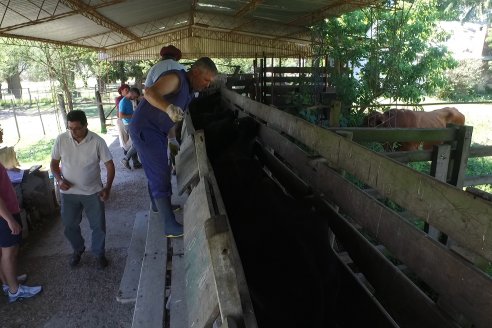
[222,87,492,328]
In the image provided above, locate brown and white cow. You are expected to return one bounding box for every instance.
[364,107,465,151]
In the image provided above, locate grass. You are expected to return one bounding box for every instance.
[16,137,55,169]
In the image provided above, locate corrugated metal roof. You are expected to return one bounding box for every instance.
[0,0,379,59]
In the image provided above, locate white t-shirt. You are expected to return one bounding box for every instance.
[52,130,113,195]
[144,59,186,88]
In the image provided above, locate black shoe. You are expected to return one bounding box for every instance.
[133,162,142,169]
[97,255,108,270]
[70,248,85,267]
[121,158,131,170]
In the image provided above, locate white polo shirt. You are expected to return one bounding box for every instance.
[52,130,113,195]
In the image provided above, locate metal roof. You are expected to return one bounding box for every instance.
[0,0,379,60]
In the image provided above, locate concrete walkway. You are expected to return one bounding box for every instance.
[0,127,150,328]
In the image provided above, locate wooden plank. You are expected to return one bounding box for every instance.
[117,211,148,304]
[170,238,187,328]
[132,210,168,328]
[204,215,245,326]
[383,149,433,163]
[449,125,473,187]
[469,145,492,157]
[332,253,399,328]
[426,144,451,240]
[257,124,492,328]
[176,133,199,195]
[194,128,257,327]
[327,127,457,143]
[466,187,492,202]
[182,111,195,136]
[205,163,259,328]
[464,175,492,186]
[254,143,311,198]
[194,131,210,179]
[319,201,458,328]
[222,88,492,262]
[184,179,219,328]
[330,101,341,127]
[264,66,314,73]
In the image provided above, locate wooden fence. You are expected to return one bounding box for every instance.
[221,87,492,328]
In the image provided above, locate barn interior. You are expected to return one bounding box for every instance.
[1,1,492,328]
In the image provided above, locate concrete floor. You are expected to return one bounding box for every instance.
[0,128,150,328]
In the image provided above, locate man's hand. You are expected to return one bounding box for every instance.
[57,178,72,191]
[166,104,184,122]
[168,137,180,157]
[7,218,21,235]
[99,187,111,202]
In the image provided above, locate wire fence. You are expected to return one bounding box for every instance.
[0,85,124,148]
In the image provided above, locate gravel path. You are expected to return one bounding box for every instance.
[0,127,149,328]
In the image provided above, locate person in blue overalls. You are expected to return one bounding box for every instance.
[129,57,218,237]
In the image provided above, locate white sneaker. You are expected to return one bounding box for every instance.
[2,274,28,295]
[8,284,42,303]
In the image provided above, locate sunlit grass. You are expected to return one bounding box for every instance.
[16,137,55,170]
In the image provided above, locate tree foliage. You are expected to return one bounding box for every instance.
[0,44,31,98]
[314,0,457,116]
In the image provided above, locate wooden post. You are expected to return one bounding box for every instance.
[448,125,473,187]
[12,101,20,141]
[57,94,68,129]
[425,144,451,241]
[36,98,46,135]
[95,90,106,133]
[330,101,341,127]
[28,88,32,107]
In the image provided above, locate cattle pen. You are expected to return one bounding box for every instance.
[122,88,492,328]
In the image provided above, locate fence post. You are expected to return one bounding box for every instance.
[448,124,473,187]
[95,90,106,133]
[446,125,489,268]
[36,98,46,135]
[330,101,341,127]
[11,100,20,142]
[57,94,68,129]
[425,144,451,242]
[28,88,32,107]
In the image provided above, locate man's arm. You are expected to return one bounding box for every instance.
[144,72,180,114]
[99,160,115,202]
[0,196,21,235]
[50,158,72,191]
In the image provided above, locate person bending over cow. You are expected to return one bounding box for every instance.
[129,57,218,238]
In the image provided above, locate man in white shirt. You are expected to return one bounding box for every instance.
[50,110,115,269]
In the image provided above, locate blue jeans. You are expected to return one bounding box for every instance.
[61,193,106,257]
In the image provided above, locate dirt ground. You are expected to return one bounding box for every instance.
[0,126,150,328]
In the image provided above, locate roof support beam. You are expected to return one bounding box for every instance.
[59,0,141,42]
[286,0,378,26]
[234,0,263,18]
[0,0,123,33]
[0,32,100,51]
[104,27,311,60]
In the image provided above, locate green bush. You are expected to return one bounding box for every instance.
[16,138,55,169]
[437,59,488,101]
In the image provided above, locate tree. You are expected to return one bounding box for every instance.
[314,0,457,120]
[34,45,95,126]
[105,60,153,88]
[0,44,31,99]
